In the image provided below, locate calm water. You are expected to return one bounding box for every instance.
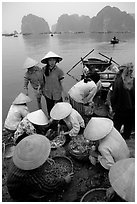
[2,32,135,125]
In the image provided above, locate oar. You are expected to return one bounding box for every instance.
[67,72,79,82]
[67,49,94,74]
[99,52,120,66]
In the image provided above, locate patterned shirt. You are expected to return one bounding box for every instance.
[14,116,36,141]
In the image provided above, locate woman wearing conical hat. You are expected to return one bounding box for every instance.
[41,51,67,116]
[84,117,130,170]
[23,57,44,109]
[50,102,85,139]
[4,93,32,134]
[14,109,50,144]
[7,134,73,201]
[106,158,135,202]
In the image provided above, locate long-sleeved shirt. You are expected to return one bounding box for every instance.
[14,116,36,141]
[63,108,85,137]
[4,104,29,131]
[68,79,97,104]
[42,65,64,100]
[7,161,66,201]
[97,127,130,170]
[24,66,44,90]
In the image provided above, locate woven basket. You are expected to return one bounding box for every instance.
[68,144,89,161]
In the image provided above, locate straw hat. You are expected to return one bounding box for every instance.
[27,109,49,125]
[84,117,113,141]
[12,93,32,105]
[23,57,38,69]
[13,134,51,170]
[50,102,72,120]
[109,158,135,202]
[41,51,63,64]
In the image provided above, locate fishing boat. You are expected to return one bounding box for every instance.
[82,58,111,72]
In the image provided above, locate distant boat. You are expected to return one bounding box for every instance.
[110,37,119,44]
[51,33,53,37]
[2,33,14,37]
[14,34,18,37]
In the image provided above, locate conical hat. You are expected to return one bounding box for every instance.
[84,117,113,141]
[41,51,63,64]
[13,134,51,170]
[109,158,135,202]
[27,109,49,125]
[50,102,72,120]
[23,57,38,69]
[12,93,32,105]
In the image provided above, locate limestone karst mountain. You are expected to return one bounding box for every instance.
[21,14,50,34]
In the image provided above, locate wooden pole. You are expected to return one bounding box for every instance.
[98,52,120,66]
[67,49,94,74]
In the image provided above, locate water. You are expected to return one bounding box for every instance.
[2,32,135,125]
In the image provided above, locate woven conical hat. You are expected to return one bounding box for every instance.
[41,51,63,64]
[84,117,113,141]
[13,134,51,170]
[23,57,38,69]
[12,93,32,105]
[50,102,72,120]
[109,158,135,202]
[27,109,49,125]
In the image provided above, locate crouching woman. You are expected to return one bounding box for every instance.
[7,134,73,201]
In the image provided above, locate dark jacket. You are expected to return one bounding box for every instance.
[7,161,66,201]
[111,76,135,113]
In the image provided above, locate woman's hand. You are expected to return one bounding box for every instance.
[64,173,74,183]
[89,155,97,165]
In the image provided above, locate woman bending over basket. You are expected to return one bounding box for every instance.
[50,102,85,142]
[7,134,73,202]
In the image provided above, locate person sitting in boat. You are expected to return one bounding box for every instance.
[113,36,116,40]
[7,134,73,201]
[84,117,130,170]
[13,109,51,144]
[68,72,101,117]
[106,158,135,202]
[50,102,85,141]
[4,93,32,136]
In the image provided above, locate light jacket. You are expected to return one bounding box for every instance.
[98,127,130,170]
[63,108,85,137]
[4,105,29,131]
[68,79,97,104]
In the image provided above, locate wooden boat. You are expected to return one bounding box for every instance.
[83,58,111,72]
[14,34,18,37]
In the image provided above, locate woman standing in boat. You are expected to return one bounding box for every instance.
[41,51,66,116]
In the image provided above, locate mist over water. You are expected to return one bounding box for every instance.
[2,32,135,125]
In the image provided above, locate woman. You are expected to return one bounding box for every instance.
[23,57,44,109]
[68,72,101,117]
[111,62,135,139]
[7,134,73,201]
[14,109,50,144]
[41,51,66,116]
[50,102,85,139]
[4,92,32,134]
[84,117,130,170]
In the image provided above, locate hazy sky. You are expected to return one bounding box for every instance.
[2,1,135,33]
